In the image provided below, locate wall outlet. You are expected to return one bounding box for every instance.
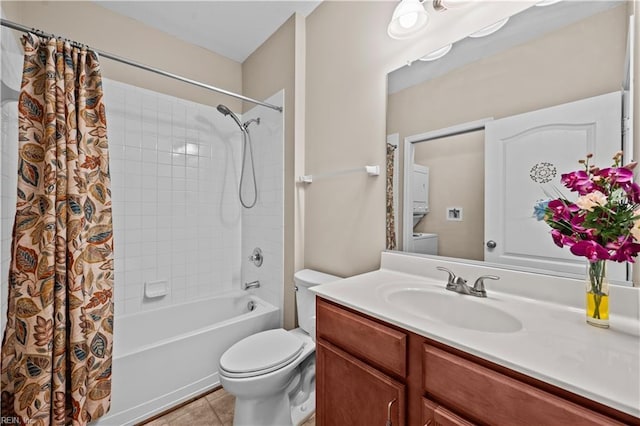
[446,207,463,221]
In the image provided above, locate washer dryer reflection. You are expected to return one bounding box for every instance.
[411,164,438,255]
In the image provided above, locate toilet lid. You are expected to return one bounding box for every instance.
[219,329,304,376]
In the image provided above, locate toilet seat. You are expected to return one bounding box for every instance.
[219,329,305,379]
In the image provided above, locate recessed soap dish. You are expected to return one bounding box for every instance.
[144,280,169,298]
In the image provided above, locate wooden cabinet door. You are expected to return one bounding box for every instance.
[434,407,475,426]
[422,398,475,426]
[317,340,405,426]
[423,344,626,426]
[317,298,407,377]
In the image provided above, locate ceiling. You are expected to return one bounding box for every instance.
[94,1,322,63]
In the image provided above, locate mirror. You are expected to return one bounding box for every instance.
[386,1,634,284]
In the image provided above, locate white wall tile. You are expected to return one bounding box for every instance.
[99,78,243,315]
[241,91,285,325]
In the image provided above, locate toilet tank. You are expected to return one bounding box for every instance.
[294,269,340,335]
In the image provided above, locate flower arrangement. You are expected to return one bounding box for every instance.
[534,152,640,327]
[534,152,640,262]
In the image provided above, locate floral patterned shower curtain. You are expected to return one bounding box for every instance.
[1,33,114,425]
[386,143,397,250]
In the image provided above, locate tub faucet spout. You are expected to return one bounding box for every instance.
[243,280,260,290]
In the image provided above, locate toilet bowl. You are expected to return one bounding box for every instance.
[219,269,340,426]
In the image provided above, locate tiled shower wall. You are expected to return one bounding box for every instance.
[104,78,244,317]
[241,92,285,318]
[1,41,284,331]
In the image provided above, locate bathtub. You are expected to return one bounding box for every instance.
[92,291,280,426]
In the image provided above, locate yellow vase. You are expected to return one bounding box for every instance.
[586,260,609,328]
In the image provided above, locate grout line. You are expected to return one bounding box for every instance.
[202,394,227,425]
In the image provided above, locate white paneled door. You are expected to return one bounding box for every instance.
[485,91,627,282]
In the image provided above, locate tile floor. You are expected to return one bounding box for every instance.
[142,387,316,426]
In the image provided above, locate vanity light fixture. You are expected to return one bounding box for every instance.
[387,0,429,40]
[419,44,453,61]
[535,0,562,6]
[468,17,509,38]
[432,0,476,11]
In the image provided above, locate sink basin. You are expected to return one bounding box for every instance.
[382,286,523,333]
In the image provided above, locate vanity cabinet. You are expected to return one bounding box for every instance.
[422,398,473,426]
[422,344,624,426]
[316,297,639,426]
[317,341,405,426]
[316,297,406,426]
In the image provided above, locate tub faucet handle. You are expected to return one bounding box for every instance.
[243,280,260,290]
[248,247,263,267]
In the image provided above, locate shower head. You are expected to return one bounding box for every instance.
[217,104,243,130]
[216,104,232,115]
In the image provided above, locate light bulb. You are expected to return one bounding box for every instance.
[419,44,453,61]
[468,17,509,38]
[399,12,419,29]
[387,0,429,40]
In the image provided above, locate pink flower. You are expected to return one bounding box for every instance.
[596,167,634,184]
[622,182,640,204]
[606,237,640,263]
[548,199,578,221]
[570,240,610,262]
[551,229,575,248]
[540,155,640,265]
[569,214,596,238]
[561,171,597,195]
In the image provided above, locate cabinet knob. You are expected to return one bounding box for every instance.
[385,398,397,426]
[486,240,497,249]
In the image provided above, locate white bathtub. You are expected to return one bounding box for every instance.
[93,292,280,426]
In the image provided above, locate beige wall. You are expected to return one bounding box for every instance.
[1,1,19,21]
[304,1,535,278]
[2,1,242,110]
[242,14,299,329]
[413,131,484,261]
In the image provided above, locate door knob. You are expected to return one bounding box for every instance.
[486,240,497,249]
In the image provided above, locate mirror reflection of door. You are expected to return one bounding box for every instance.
[485,91,626,281]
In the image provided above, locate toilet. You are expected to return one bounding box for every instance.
[219,269,340,426]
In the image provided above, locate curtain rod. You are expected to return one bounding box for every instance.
[0,18,284,113]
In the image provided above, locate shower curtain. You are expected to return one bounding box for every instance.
[1,34,114,425]
[386,143,397,250]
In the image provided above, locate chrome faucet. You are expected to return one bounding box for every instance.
[436,267,499,298]
[243,280,260,290]
[437,266,471,294]
[470,275,500,298]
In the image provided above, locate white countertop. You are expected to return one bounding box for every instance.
[311,252,640,418]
